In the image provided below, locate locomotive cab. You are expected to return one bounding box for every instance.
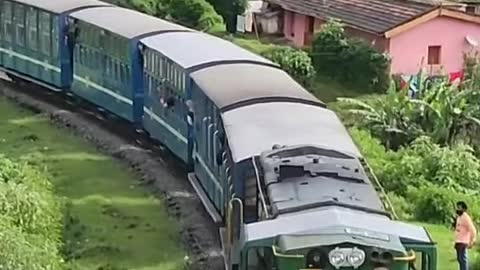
[223,144,437,270]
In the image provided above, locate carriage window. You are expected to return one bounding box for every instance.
[39,11,50,56]
[14,4,25,46]
[2,1,12,42]
[26,7,37,49]
[52,16,58,59]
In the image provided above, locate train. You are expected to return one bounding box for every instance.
[0,0,438,269]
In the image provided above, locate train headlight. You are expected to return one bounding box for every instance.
[329,248,346,268]
[348,248,366,268]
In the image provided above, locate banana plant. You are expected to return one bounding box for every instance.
[338,72,480,149]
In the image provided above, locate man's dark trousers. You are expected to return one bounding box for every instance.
[455,243,468,270]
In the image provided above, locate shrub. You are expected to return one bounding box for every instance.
[382,137,480,194]
[386,192,413,220]
[0,156,65,269]
[261,46,316,86]
[311,19,390,91]
[407,185,480,225]
[165,0,223,30]
[106,0,223,31]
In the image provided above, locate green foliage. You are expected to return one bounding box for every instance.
[0,155,64,269]
[379,137,480,196]
[352,131,480,224]
[311,19,390,91]
[339,84,422,149]
[167,0,223,30]
[339,73,480,149]
[106,0,223,31]
[261,46,316,86]
[205,0,247,32]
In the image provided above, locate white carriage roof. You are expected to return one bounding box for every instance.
[12,0,110,14]
[141,32,272,69]
[190,63,321,110]
[244,207,433,244]
[70,6,190,39]
[222,102,362,162]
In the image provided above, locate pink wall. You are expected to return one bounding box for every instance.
[283,11,307,46]
[283,11,389,51]
[389,16,480,75]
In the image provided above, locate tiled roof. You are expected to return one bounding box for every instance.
[267,0,438,34]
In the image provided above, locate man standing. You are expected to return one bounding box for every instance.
[454,201,477,270]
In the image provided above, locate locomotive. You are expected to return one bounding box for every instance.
[0,0,437,269]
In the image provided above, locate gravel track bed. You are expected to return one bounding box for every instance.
[0,76,223,270]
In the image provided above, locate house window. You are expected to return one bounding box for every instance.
[466,6,476,14]
[427,45,441,65]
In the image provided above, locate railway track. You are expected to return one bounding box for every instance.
[0,73,223,270]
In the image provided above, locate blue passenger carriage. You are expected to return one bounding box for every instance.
[189,63,324,222]
[0,0,108,90]
[68,7,189,123]
[139,32,277,201]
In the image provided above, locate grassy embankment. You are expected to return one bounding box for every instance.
[0,97,185,270]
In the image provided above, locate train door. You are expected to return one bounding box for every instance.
[192,89,229,217]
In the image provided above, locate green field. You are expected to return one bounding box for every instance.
[0,97,185,270]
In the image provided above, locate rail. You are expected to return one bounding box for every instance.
[252,156,270,219]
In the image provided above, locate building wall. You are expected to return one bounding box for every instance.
[282,10,389,51]
[389,16,480,75]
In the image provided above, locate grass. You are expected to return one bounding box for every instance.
[0,97,185,270]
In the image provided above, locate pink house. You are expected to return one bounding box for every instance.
[265,0,480,76]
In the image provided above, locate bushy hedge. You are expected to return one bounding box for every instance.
[311,19,390,91]
[0,156,65,269]
[261,46,316,87]
[350,129,480,224]
[166,0,223,30]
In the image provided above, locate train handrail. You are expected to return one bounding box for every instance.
[394,250,416,262]
[227,198,244,244]
[362,158,399,220]
[271,245,304,258]
[252,156,270,219]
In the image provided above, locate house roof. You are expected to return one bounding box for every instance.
[268,0,437,34]
[268,0,480,36]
